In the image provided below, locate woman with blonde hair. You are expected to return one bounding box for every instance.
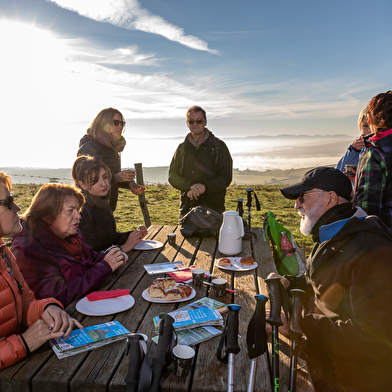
[78,107,145,211]
[72,155,147,252]
[11,183,128,307]
[0,172,81,370]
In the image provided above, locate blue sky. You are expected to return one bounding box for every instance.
[0,0,391,170]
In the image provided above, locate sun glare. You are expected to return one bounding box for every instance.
[0,20,75,121]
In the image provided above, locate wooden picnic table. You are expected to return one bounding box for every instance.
[0,225,314,392]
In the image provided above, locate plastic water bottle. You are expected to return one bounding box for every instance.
[280,231,294,257]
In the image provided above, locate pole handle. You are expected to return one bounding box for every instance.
[225,304,241,355]
[265,277,283,327]
[290,289,305,335]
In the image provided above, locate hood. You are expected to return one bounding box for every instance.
[79,134,95,148]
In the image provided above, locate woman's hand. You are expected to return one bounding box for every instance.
[137,225,148,238]
[22,309,82,352]
[104,247,128,271]
[129,182,146,195]
[114,170,136,183]
[42,305,83,338]
[121,230,144,253]
[353,136,366,150]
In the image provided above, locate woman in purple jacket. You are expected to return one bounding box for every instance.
[11,183,128,307]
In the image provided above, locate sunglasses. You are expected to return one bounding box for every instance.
[0,193,14,210]
[113,120,126,127]
[297,190,325,204]
[187,119,204,125]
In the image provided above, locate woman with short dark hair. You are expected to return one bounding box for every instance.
[0,172,81,370]
[11,183,128,307]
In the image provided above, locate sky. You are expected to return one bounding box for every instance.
[0,0,391,171]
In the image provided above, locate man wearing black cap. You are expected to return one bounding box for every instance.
[272,166,392,392]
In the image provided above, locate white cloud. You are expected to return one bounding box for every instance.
[47,0,219,54]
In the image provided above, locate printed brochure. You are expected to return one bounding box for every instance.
[154,307,223,333]
[152,326,222,346]
[50,321,129,359]
[143,261,185,275]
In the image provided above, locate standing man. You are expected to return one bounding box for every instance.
[269,167,392,391]
[169,106,232,220]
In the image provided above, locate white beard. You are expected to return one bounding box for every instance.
[298,203,325,235]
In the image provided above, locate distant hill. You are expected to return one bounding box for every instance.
[1,165,334,186]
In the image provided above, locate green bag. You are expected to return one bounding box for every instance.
[263,211,302,276]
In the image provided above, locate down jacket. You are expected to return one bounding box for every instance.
[0,240,63,370]
[11,222,112,308]
[168,130,232,218]
[78,134,130,211]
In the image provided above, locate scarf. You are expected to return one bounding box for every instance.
[44,224,83,259]
[93,128,126,152]
[187,128,211,148]
[84,189,111,209]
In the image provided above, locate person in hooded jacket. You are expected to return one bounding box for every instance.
[77,107,145,211]
[72,155,147,252]
[0,172,82,370]
[354,91,392,231]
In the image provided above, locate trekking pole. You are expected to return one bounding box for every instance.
[288,289,305,392]
[149,314,176,392]
[246,188,253,232]
[236,197,244,218]
[265,277,283,392]
[246,294,270,392]
[125,333,150,392]
[217,304,241,392]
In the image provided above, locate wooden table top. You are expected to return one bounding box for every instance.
[0,225,314,392]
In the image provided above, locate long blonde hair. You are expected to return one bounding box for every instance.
[86,107,125,137]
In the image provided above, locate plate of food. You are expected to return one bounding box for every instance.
[76,295,135,316]
[215,255,258,272]
[134,240,164,250]
[142,277,196,303]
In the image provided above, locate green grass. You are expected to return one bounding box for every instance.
[10,183,314,256]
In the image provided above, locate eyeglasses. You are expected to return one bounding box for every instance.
[297,190,325,204]
[187,119,204,125]
[113,120,126,127]
[0,193,14,210]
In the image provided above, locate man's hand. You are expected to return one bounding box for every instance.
[115,170,136,183]
[187,183,205,200]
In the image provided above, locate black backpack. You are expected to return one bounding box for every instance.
[179,206,223,238]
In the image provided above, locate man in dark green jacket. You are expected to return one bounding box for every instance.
[169,106,233,220]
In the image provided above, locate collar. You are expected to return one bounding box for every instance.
[186,128,211,148]
[318,210,367,242]
[371,128,392,142]
[311,203,357,243]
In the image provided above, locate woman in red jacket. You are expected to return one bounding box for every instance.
[11,183,129,307]
[0,172,81,370]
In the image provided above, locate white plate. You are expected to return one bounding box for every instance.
[76,295,135,316]
[142,285,196,304]
[215,257,258,272]
[134,240,164,250]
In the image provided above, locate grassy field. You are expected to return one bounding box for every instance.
[9,183,314,256]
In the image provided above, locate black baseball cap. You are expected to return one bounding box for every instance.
[280,167,353,201]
